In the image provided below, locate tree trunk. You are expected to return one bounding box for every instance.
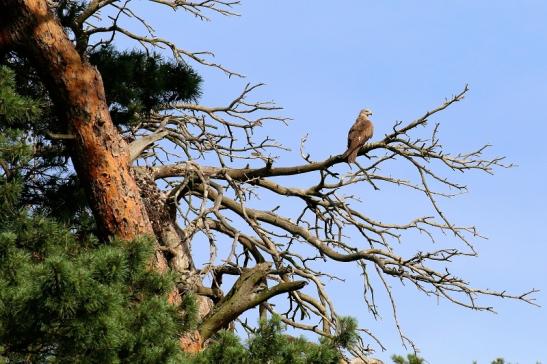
[0,1,212,350]
[0,0,152,241]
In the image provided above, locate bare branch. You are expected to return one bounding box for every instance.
[150,0,240,21]
[198,262,306,340]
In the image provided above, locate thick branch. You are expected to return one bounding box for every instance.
[129,130,168,162]
[198,262,306,340]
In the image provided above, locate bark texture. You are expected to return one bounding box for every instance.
[0,0,152,241]
[0,1,212,350]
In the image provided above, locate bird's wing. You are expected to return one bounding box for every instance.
[362,119,373,142]
[347,118,369,149]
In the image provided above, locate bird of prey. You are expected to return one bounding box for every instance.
[343,108,374,163]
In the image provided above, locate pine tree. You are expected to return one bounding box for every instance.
[0,65,196,362]
[1,63,352,363]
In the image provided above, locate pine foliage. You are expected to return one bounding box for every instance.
[0,223,194,363]
[89,46,202,125]
[191,316,341,364]
[391,353,425,364]
[0,166,197,362]
[0,66,196,363]
[0,66,41,127]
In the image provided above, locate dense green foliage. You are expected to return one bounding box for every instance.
[0,221,193,363]
[0,65,42,219]
[191,316,341,364]
[89,46,202,125]
[0,66,41,127]
[2,46,201,128]
[391,353,425,364]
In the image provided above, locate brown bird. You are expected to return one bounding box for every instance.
[343,108,374,163]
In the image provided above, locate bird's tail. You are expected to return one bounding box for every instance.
[342,147,358,164]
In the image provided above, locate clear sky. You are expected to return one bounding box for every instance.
[118,1,547,363]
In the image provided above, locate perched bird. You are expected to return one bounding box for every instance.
[343,108,374,163]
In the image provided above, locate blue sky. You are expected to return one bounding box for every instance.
[117,1,547,362]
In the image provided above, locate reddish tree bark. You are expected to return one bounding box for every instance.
[0,1,209,350]
[0,0,153,241]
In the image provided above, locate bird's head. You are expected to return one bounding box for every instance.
[360,108,373,117]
